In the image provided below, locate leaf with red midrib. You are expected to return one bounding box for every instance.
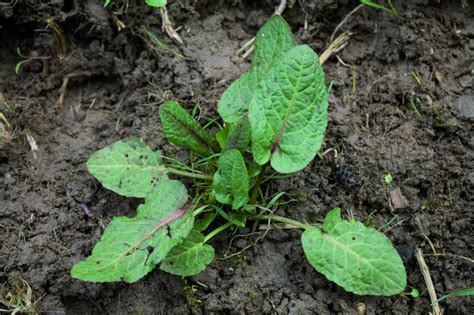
[71,180,194,283]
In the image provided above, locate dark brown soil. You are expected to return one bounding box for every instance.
[1,1,473,314]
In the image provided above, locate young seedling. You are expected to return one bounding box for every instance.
[71,15,407,297]
[104,0,182,43]
[14,48,51,75]
[360,0,399,17]
[436,287,474,303]
[409,288,420,298]
[104,0,166,7]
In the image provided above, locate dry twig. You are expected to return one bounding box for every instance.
[416,217,437,255]
[415,248,443,315]
[319,32,350,65]
[236,0,287,58]
[330,4,364,42]
[159,7,183,44]
[57,71,92,106]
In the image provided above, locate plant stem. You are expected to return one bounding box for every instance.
[166,167,213,180]
[249,214,313,230]
[203,222,233,243]
[249,164,269,204]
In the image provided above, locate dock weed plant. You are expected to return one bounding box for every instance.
[71,16,407,296]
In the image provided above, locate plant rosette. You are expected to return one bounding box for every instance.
[71,15,406,297]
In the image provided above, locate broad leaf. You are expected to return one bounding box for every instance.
[145,0,167,7]
[323,207,341,232]
[213,149,249,209]
[215,127,229,150]
[87,138,167,198]
[217,71,258,123]
[301,209,406,296]
[160,230,215,276]
[252,15,295,81]
[71,180,194,283]
[249,45,329,173]
[225,119,251,153]
[160,101,218,156]
[218,15,294,123]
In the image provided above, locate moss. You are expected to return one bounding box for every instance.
[182,279,202,306]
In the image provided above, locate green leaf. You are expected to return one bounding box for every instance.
[249,45,329,173]
[87,138,168,198]
[103,0,111,7]
[71,180,194,283]
[301,209,406,296]
[218,15,294,123]
[225,119,251,153]
[410,288,420,298]
[145,0,167,7]
[213,205,245,227]
[160,101,218,156]
[218,71,258,123]
[213,149,249,209]
[437,287,474,303]
[215,127,229,150]
[160,230,215,276]
[252,15,295,81]
[15,60,28,75]
[323,208,342,232]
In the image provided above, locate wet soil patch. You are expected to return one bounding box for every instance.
[1,1,473,314]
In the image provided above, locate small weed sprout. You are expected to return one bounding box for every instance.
[0,277,44,315]
[14,48,51,75]
[104,0,182,43]
[360,0,399,17]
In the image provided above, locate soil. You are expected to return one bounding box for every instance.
[1,0,473,314]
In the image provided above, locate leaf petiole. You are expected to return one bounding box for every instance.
[166,166,213,180]
[249,214,314,230]
[203,222,233,243]
[249,163,269,204]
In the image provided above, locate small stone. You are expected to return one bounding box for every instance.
[220,267,235,277]
[390,187,409,209]
[233,238,247,250]
[4,173,15,185]
[451,95,474,121]
[468,172,474,185]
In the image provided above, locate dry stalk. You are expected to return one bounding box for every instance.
[415,248,443,315]
[319,32,350,65]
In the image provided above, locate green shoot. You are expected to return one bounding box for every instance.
[409,288,420,298]
[436,287,474,303]
[410,99,422,118]
[360,0,399,17]
[385,173,393,185]
[15,47,51,75]
[144,28,185,59]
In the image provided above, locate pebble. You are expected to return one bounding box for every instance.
[451,95,474,121]
[390,187,409,209]
[221,267,235,277]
